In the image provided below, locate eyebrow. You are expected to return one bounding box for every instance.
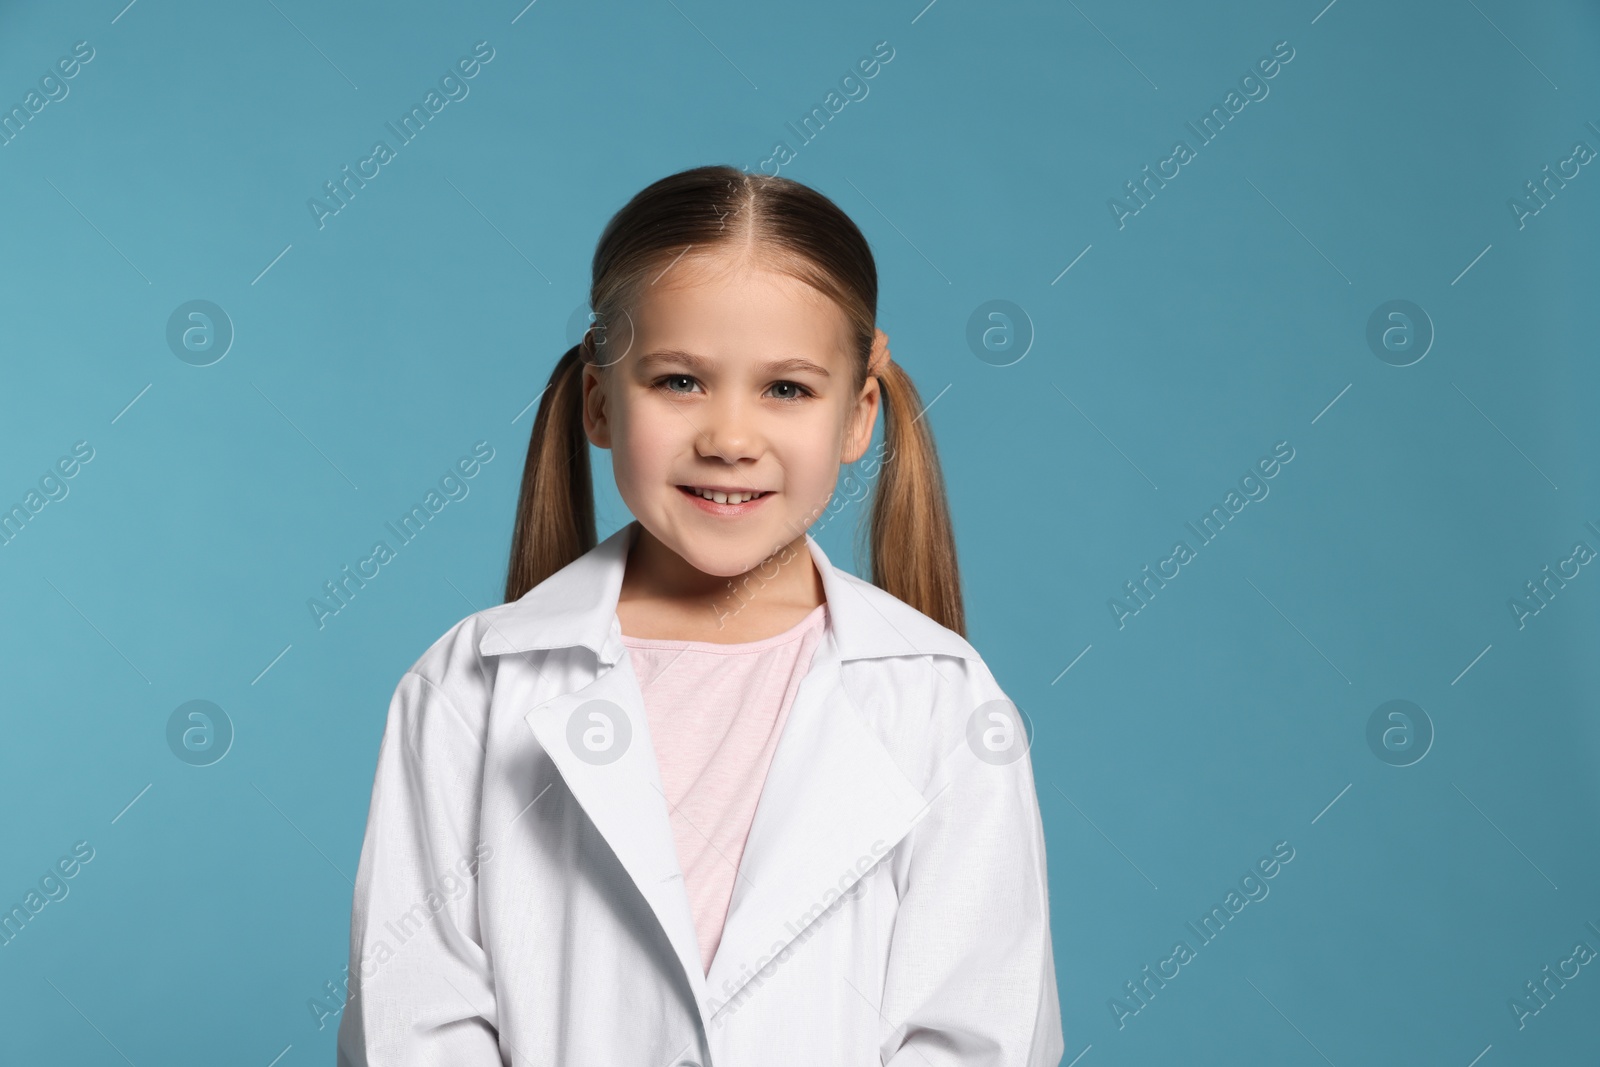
[635,349,832,378]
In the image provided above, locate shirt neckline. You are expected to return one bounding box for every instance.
[619,603,828,654]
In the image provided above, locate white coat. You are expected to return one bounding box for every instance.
[336,520,1064,1066]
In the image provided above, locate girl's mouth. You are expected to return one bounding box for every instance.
[676,485,773,514]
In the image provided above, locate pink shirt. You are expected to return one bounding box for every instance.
[620,603,828,974]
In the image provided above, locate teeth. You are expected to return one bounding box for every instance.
[689,487,764,504]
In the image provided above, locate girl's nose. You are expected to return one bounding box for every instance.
[695,398,762,463]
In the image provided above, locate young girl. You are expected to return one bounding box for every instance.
[337,165,1063,1066]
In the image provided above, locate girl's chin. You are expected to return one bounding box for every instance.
[678,545,769,579]
[654,528,790,577]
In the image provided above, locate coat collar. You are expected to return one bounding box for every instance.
[477,519,978,666]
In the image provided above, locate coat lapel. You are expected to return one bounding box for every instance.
[701,634,927,1018]
[523,655,713,1020]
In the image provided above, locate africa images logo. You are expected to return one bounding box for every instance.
[307,41,496,230]
[1109,840,1296,1029]
[1107,39,1296,230]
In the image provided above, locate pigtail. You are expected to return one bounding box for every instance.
[503,342,596,603]
[867,358,966,638]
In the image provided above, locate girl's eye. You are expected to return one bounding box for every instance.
[652,376,813,402]
[768,381,813,402]
[656,374,700,395]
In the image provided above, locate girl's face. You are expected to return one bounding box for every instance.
[580,252,880,580]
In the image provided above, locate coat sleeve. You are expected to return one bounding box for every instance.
[336,669,504,1066]
[878,670,1065,1067]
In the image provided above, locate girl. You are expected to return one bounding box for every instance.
[337,165,1063,1066]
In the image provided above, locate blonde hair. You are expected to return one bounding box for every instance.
[503,165,965,635]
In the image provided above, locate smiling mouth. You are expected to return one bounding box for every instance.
[677,485,771,505]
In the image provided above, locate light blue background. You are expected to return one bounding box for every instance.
[2,0,1597,1063]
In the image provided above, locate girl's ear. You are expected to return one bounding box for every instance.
[580,363,613,449]
[840,374,881,464]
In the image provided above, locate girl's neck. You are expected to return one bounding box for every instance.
[615,522,826,643]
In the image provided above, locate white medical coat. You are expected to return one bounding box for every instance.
[336,520,1064,1066]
